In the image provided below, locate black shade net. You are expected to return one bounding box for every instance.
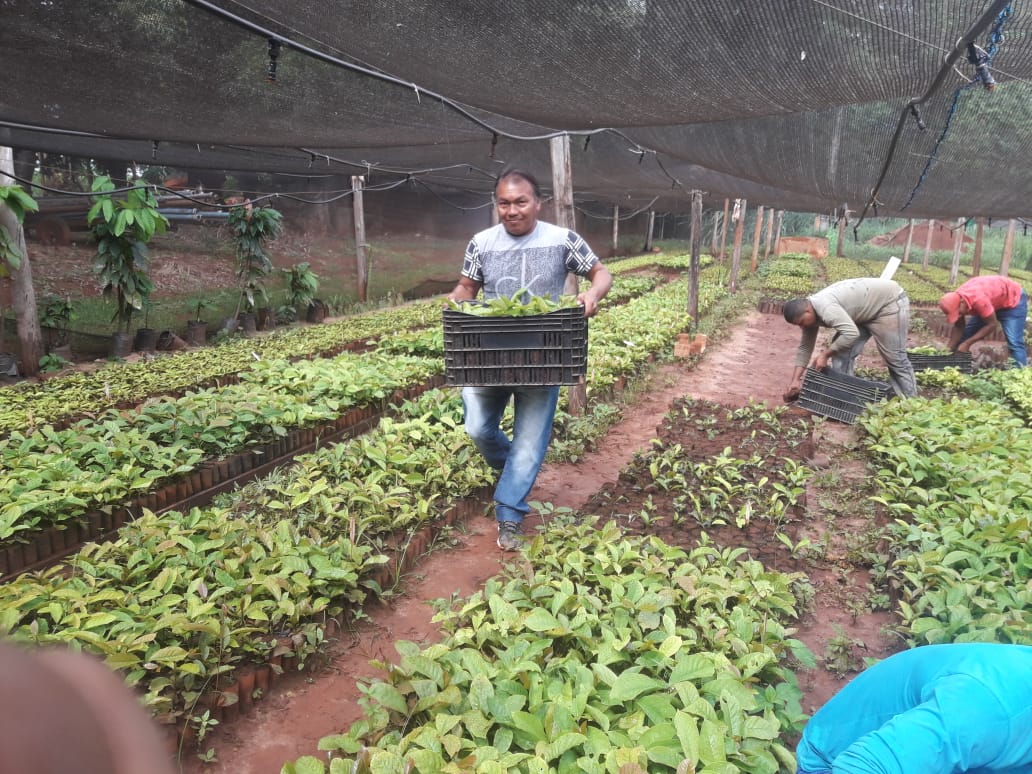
[1,0,1029,218]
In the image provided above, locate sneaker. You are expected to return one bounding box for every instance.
[496,520,522,551]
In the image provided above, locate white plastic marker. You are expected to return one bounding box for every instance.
[880,255,901,280]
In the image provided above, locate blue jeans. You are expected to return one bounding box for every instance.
[829,292,918,397]
[462,385,560,524]
[962,290,1028,366]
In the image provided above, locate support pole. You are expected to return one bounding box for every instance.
[0,146,42,377]
[750,205,764,272]
[718,197,730,259]
[729,199,747,293]
[709,210,721,254]
[1000,218,1016,276]
[972,217,984,275]
[773,210,784,256]
[902,218,915,264]
[611,204,619,256]
[950,217,965,286]
[549,135,586,415]
[643,209,656,253]
[688,191,702,328]
[763,207,774,260]
[922,219,935,269]
[351,175,368,302]
[836,205,848,257]
[549,135,578,295]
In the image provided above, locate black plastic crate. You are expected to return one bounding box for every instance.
[907,351,973,374]
[796,368,892,424]
[443,307,588,386]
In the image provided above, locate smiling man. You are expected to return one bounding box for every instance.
[446,169,611,550]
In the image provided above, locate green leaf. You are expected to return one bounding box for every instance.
[609,670,665,702]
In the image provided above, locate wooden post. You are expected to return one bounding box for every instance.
[549,135,579,296]
[490,193,499,226]
[950,217,965,286]
[773,210,784,256]
[922,218,935,269]
[709,210,721,254]
[688,191,702,328]
[763,207,775,260]
[549,135,586,415]
[0,146,43,377]
[1000,218,1017,276]
[902,219,915,263]
[718,197,730,259]
[351,175,368,302]
[643,209,656,253]
[729,199,747,293]
[611,204,619,255]
[750,205,764,272]
[836,205,847,257]
[972,217,984,275]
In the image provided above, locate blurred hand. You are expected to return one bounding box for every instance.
[783,385,801,402]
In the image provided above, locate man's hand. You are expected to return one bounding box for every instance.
[811,350,832,371]
[576,291,600,318]
[956,340,972,354]
[783,385,801,402]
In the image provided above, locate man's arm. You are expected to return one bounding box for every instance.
[446,276,482,304]
[577,263,612,318]
[955,313,998,352]
[946,319,966,352]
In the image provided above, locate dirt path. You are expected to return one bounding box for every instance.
[180,309,893,773]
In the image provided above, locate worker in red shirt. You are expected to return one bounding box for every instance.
[940,275,1027,366]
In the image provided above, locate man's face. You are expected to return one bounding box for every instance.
[496,178,541,236]
[794,306,817,328]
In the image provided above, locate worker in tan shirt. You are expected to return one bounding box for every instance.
[782,277,917,400]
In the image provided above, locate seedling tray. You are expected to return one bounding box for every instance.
[796,368,892,424]
[443,307,588,386]
[907,351,973,374]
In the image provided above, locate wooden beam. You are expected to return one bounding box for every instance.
[773,210,784,256]
[763,207,774,260]
[643,209,656,253]
[1,146,43,376]
[611,204,619,255]
[836,205,847,257]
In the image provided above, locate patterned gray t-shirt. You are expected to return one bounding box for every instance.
[460,221,599,301]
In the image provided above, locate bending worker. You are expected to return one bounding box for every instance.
[782,277,917,401]
[796,643,1032,773]
[939,274,1028,367]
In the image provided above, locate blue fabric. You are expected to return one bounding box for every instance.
[796,644,1032,774]
[461,385,560,523]
[962,289,1028,366]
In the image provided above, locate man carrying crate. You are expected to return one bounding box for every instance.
[782,277,918,401]
[446,169,612,550]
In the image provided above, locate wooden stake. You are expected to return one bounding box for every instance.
[836,205,847,257]
[644,210,656,253]
[773,210,784,256]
